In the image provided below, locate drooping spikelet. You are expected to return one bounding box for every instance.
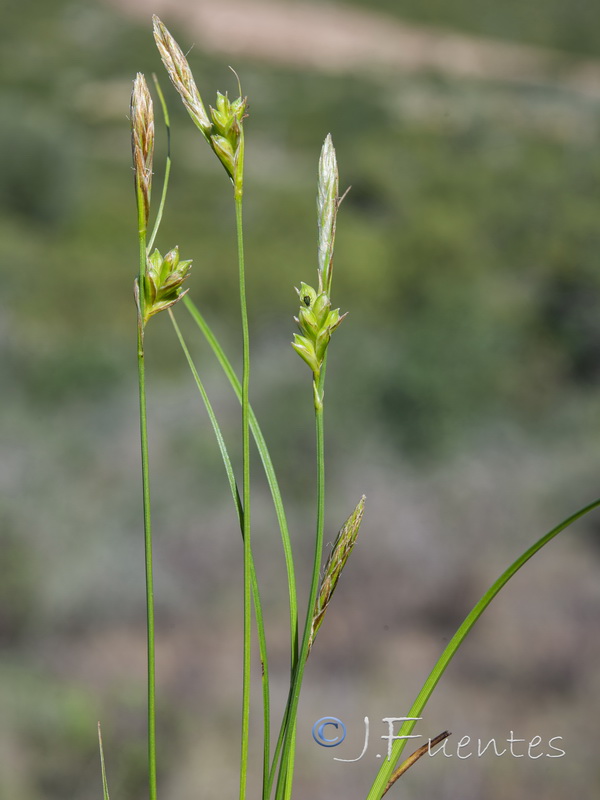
[309,495,366,653]
[152,16,212,137]
[153,16,247,188]
[130,72,154,227]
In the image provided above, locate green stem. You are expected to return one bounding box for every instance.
[183,295,298,668]
[275,373,326,800]
[137,325,157,800]
[169,310,271,794]
[265,706,289,798]
[135,190,157,800]
[283,726,297,800]
[365,496,600,800]
[235,183,252,800]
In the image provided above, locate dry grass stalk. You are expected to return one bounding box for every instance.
[382,731,451,796]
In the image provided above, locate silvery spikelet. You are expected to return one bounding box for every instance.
[317,134,339,295]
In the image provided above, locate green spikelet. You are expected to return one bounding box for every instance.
[291,281,346,380]
[137,246,192,326]
[309,496,366,653]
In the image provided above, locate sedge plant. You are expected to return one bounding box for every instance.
[114,16,600,800]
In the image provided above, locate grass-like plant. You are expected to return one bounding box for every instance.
[107,15,600,800]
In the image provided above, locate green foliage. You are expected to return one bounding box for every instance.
[0,96,78,225]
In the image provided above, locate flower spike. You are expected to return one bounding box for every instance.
[130,73,154,228]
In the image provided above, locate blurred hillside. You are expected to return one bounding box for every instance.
[344,0,600,56]
[1,1,600,799]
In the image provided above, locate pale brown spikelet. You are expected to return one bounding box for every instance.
[308,495,365,653]
[152,15,212,137]
[130,72,154,226]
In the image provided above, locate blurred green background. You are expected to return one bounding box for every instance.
[2,0,600,798]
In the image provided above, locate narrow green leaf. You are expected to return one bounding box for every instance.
[147,73,172,254]
[183,295,298,666]
[169,309,272,798]
[366,496,600,800]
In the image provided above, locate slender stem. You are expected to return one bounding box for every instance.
[235,181,252,800]
[182,296,299,800]
[137,324,157,800]
[169,310,271,794]
[183,296,298,668]
[265,697,291,798]
[365,496,600,800]
[275,373,326,800]
[147,75,171,254]
[135,187,157,800]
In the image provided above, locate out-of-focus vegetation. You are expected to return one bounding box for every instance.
[345,0,600,55]
[3,0,600,454]
[2,1,600,799]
